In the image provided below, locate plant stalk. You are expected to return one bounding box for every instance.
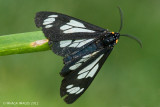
[0,31,50,56]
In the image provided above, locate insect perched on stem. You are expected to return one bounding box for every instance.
[35,7,142,104]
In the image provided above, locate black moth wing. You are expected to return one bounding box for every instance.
[35,12,106,57]
[60,48,113,104]
[35,11,106,41]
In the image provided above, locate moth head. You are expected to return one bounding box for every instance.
[107,31,120,45]
[111,32,120,44]
[103,31,120,48]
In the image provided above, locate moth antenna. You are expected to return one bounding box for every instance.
[121,34,142,48]
[117,6,123,32]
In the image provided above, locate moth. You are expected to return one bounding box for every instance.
[34,8,141,104]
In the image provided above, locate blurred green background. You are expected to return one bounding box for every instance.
[0,0,160,107]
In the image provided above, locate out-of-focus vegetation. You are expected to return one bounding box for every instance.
[0,0,160,107]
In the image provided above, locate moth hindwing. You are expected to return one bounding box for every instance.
[60,48,112,104]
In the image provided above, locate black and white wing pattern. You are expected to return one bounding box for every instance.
[35,12,106,41]
[60,48,112,104]
[50,38,96,57]
[35,12,106,56]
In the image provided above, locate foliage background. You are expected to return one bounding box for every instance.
[0,0,159,107]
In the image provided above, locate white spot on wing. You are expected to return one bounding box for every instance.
[67,20,85,28]
[43,18,55,23]
[82,54,90,58]
[78,54,104,75]
[68,39,93,48]
[77,39,94,47]
[66,85,73,89]
[85,39,94,43]
[74,39,85,42]
[82,51,99,58]
[77,72,88,79]
[66,84,84,95]
[69,42,79,47]
[64,28,95,33]
[43,15,58,28]
[69,63,82,70]
[76,88,84,94]
[43,18,55,26]
[69,52,92,70]
[67,87,80,94]
[60,40,72,47]
[43,21,54,25]
[86,64,99,78]
[60,25,72,30]
[48,15,58,18]
[78,61,95,74]
[60,20,96,33]
[45,25,53,28]
[78,58,88,63]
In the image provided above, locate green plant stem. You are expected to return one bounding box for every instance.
[0,31,50,56]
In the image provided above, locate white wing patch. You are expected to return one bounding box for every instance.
[69,39,94,48]
[60,25,72,30]
[69,42,79,47]
[60,40,72,47]
[67,20,85,28]
[66,84,73,89]
[76,88,84,94]
[77,54,104,79]
[43,15,58,28]
[67,87,80,94]
[69,63,82,70]
[86,64,98,78]
[75,39,93,47]
[60,20,95,33]
[66,84,84,95]
[60,39,94,48]
[69,51,99,70]
[48,15,58,18]
[43,19,55,25]
[63,28,95,33]
[45,25,53,28]
[77,72,88,79]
